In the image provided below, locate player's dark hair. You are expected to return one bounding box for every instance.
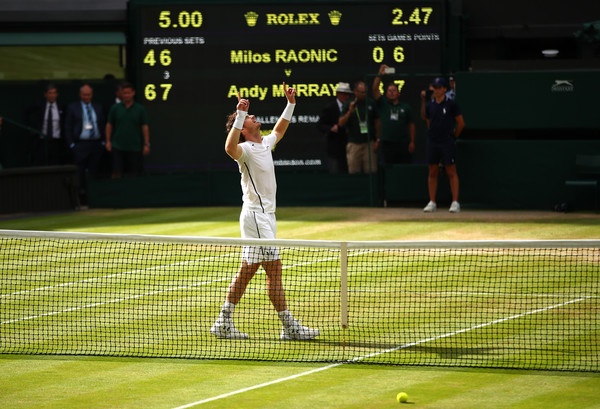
[225,112,235,133]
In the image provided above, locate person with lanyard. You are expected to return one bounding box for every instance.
[422,76,465,213]
[372,64,416,165]
[210,82,320,341]
[338,80,379,174]
[65,83,106,206]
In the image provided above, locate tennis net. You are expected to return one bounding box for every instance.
[1,229,598,371]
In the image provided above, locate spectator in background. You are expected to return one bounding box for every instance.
[24,83,68,166]
[65,83,106,206]
[446,75,456,100]
[104,81,123,114]
[105,82,150,178]
[372,64,416,165]
[338,80,379,174]
[113,82,123,105]
[96,78,125,177]
[317,82,353,173]
[422,77,465,213]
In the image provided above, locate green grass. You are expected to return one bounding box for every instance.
[1,207,599,408]
[1,207,599,240]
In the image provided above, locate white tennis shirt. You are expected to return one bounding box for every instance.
[236,133,278,213]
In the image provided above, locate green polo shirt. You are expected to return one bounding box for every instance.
[107,102,149,151]
[375,98,414,143]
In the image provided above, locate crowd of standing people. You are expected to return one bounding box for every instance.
[23,81,150,205]
[14,68,463,211]
[317,64,464,212]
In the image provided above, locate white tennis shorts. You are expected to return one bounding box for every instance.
[240,209,280,264]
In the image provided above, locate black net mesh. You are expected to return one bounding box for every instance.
[1,231,598,371]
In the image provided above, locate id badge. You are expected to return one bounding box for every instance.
[359,120,368,134]
[390,111,399,121]
[84,122,93,130]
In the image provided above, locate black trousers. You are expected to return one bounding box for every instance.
[72,140,105,194]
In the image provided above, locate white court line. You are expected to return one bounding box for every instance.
[2,257,229,298]
[2,247,344,299]
[171,363,344,409]
[0,277,231,325]
[2,252,239,299]
[1,252,339,325]
[171,295,592,409]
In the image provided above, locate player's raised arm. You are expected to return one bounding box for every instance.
[283,81,296,105]
[225,94,249,160]
[273,82,296,143]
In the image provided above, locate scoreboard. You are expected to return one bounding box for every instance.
[128,0,446,170]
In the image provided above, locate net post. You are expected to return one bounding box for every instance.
[340,241,348,329]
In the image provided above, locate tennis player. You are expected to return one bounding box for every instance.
[211,82,320,340]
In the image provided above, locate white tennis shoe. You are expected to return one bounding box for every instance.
[423,201,437,212]
[210,317,249,339]
[449,201,461,213]
[281,320,320,340]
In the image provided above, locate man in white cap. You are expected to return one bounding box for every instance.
[317,82,353,173]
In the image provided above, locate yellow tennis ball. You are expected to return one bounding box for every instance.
[396,392,408,403]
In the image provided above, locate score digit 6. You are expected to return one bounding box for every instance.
[144,84,173,101]
[372,46,405,64]
[144,49,172,67]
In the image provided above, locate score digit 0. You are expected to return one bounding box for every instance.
[372,46,405,64]
[158,10,203,28]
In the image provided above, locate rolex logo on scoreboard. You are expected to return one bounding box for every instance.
[244,11,259,27]
[328,10,342,25]
[244,10,342,26]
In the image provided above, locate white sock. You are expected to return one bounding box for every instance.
[278,310,294,326]
[220,301,235,319]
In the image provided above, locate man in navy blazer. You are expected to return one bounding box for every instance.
[24,83,68,166]
[65,83,106,205]
[317,82,353,173]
